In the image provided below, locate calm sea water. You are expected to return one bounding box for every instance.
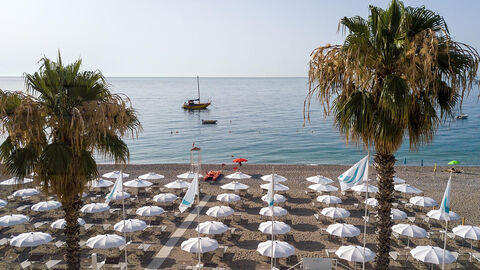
[1,77,479,165]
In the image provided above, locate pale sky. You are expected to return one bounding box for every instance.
[0,0,478,77]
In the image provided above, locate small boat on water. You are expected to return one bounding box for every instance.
[183,76,211,110]
[456,113,468,120]
[202,120,217,125]
[204,170,221,181]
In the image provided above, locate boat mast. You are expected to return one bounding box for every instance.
[197,76,201,102]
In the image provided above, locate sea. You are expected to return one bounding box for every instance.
[1,77,479,166]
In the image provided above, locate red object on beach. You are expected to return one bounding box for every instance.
[204,170,221,181]
[232,158,248,163]
[233,166,238,171]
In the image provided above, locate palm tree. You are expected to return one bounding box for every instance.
[305,1,478,268]
[0,54,141,269]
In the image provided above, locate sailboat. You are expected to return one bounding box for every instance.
[456,99,468,119]
[182,76,211,110]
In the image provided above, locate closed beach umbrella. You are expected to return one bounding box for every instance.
[321,207,350,219]
[216,193,241,203]
[206,206,234,217]
[138,172,164,180]
[409,196,438,207]
[221,181,249,190]
[0,177,33,186]
[308,184,338,193]
[335,245,375,263]
[196,221,228,235]
[327,223,360,238]
[427,209,461,221]
[86,234,126,249]
[306,175,334,184]
[393,176,407,184]
[258,221,291,235]
[153,193,178,203]
[177,171,203,179]
[260,183,289,191]
[0,214,29,226]
[410,245,455,265]
[392,223,427,247]
[164,180,190,189]
[391,209,408,220]
[262,193,287,204]
[181,237,218,253]
[12,188,39,197]
[124,179,153,188]
[81,203,110,213]
[225,172,251,179]
[102,171,129,179]
[89,178,114,188]
[394,184,422,194]
[364,198,378,207]
[259,206,288,217]
[136,206,165,217]
[114,219,147,233]
[257,240,295,258]
[51,218,86,229]
[10,232,52,247]
[0,199,7,208]
[105,191,130,200]
[261,174,287,183]
[31,200,62,212]
[317,195,342,205]
[350,183,378,193]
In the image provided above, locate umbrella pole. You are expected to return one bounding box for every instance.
[197,173,201,268]
[442,220,447,270]
[121,169,128,270]
[362,153,370,270]
[271,167,274,270]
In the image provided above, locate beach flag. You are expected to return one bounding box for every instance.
[266,173,275,207]
[440,174,452,215]
[179,173,199,213]
[105,172,123,205]
[338,155,369,191]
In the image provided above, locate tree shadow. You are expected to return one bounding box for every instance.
[294,240,325,251]
[292,223,318,232]
[288,207,315,216]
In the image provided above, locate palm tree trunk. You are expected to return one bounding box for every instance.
[374,152,395,270]
[63,195,82,270]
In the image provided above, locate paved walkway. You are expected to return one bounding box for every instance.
[145,195,211,270]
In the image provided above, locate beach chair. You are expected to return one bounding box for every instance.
[390,251,408,268]
[104,255,120,268]
[45,259,62,269]
[427,231,442,243]
[214,246,228,261]
[452,252,471,268]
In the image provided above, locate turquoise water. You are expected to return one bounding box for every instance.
[1,77,479,165]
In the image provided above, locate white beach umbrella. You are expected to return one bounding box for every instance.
[262,193,287,204]
[0,214,29,226]
[81,203,110,213]
[392,223,427,247]
[216,193,241,203]
[102,171,129,179]
[196,221,229,235]
[123,179,153,188]
[10,232,52,247]
[177,171,203,179]
[225,172,251,179]
[452,225,480,240]
[81,192,88,198]
[136,206,165,217]
[181,237,218,253]
[257,240,295,258]
[0,199,7,208]
[260,183,289,191]
[321,207,350,219]
[427,209,461,221]
[335,245,375,263]
[164,180,190,189]
[393,176,407,184]
[105,191,130,200]
[258,221,291,235]
[114,219,147,233]
[306,175,334,184]
[394,184,422,194]
[261,174,287,183]
[308,184,338,193]
[31,200,62,212]
[327,223,360,238]
[86,234,126,249]
[50,218,86,229]
[391,209,408,220]
[259,206,288,217]
[12,188,39,197]
[153,193,178,203]
[410,245,455,265]
[220,181,249,190]
[409,196,438,207]
[363,198,377,207]
[89,178,114,188]
[317,195,342,204]
[0,177,33,186]
[206,206,234,218]
[350,183,378,193]
[138,172,164,180]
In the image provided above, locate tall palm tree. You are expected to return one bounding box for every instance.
[0,54,141,269]
[305,1,478,268]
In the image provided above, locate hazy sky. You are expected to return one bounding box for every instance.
[0,0,479,77]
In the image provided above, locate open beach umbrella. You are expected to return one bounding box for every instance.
[394,184,422,194]
[10,232,52,247]
[257,240,295,258]
[452,225,480,249]
[12,188,39,198]
[196,221,229,235]
[393,176,407,184]
[427,209,461,221]
[306,175,334,184]
[225,172,251,179]
[448,160,460,165]
[0,199,7,208]
[364,198,378,207]
[138,172,164,180]
[136,206,165,217]
[51,218,86,229]
[391,209,408,220]
[261,174,287,183]
[89,178,114,188]
[0,177,33,186]
[409,196,438,207]
[164,180,190,189]
[153,193,178,203]
[260,183,289,191]
[105,191,130,200]
[327,223,360,238]
[350,183,378,193]
[216,193,241,203]
[81,203,110,213]
[392,223,427,247]
[258,221,291,235]
[177,171,203,179]
[31,200,62,212]
[86,234,126,249]
[0,214,29,226]
[308,184,338,193]
[102,171,129,179]
[335,245,375,263]
[317,195,342,205]
[221,181,249,190]
[259,206,288,217]
[410,245,455,265]
[114,219,147,233]
[206,206,234,218]
[124,179,153,188]
[232,158,248,165]
[181,237,219,253]
[321,207,350,219]
[262,193,287,204]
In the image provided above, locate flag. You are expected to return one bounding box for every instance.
[338,155,369,191]
[179,173,199,213]
[105,172,123,205]
[440,174,452,215]
[266,173,275,207]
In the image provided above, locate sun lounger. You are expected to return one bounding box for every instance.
[214,245,228,260]
[46,259,62,269]
[390,251,408,267]
[55,240,65,248]
[325,248,337,258]
[451,252,470,268]
[0,238,9,245]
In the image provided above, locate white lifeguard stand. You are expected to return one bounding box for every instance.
[190,145,202,177]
